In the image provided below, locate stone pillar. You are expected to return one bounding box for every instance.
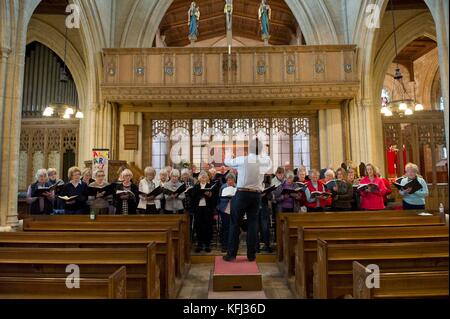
[91,101,119,159]
[318,108,344,169]
[348,97,385,175]
[426,0,449,157]
[0,0,40,228]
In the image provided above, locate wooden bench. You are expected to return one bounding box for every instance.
[281,212,444,277]
[314,240,449,299]
[26,214,191,267]
[23,217,187,280]
[0,243,160,299]
[0,266,127,299]
[352,261,449,299]
[0,230,175,299]
[294,225,449,298]
[276,210,443,263]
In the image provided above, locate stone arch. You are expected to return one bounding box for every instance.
[419,49,440,109]
[26,18,88,112]
[372,12,437,106]
[120,0,339,48]
[348,0,439,170]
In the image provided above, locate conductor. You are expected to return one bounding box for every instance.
[223,138,272,262]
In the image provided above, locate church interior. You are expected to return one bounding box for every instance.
[0,0,449,301]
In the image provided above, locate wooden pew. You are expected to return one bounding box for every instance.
[0,266,127,299]
[314,240,449,299]
[0,243,160,299]
[352,261,449,299]
[0,230,175,299]
[25,214,191,267]
[276,210,443,263]
[294,225,449,298]
[281,212,444,277]
[23,218,187,280]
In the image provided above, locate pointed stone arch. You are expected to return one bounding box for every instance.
[26,18,88,112]
[372,12,437,99]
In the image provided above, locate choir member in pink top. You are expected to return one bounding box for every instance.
[358,163,387,210]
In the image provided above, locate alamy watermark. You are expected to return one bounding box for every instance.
[65,4,81,29]
[364,264,380,289]
[365,4,381,29]
[65,264,80,289]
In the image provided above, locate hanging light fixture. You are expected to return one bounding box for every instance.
[43,25,83,120]
[381,0,424,117]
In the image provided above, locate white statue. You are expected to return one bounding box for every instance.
[224,0,233,31]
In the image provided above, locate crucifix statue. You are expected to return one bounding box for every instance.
[224,0,233,55]
[224,0,233,31]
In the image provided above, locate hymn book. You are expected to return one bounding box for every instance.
[310,191,331,198]
[261,184,277,196]
[139,185,163,198]
[58,195,78,201]
[200,181,220,193]
[324,179,343,191]
[32,181,65,197]
[393,178,423,194]
[356,183,380,192]
[221,186,237,198]
[87,183,114,197]
[116,189,136,201]
[163,183,187,196]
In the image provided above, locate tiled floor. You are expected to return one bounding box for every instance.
[177,263,295,299]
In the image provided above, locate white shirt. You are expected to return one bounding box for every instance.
[224,153,272,191]
[138,178,161,209]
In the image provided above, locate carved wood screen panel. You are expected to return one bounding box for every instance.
[19,119,79,190]
[382,111,447,185]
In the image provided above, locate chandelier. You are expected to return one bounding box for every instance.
[43,27,83,119]
[380,0,424,117]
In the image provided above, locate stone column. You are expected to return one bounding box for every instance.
[347,98,385,174]
[426,0,449,157]
[0,0,40,228]
[318,108,344,169]
[91,101,119,159]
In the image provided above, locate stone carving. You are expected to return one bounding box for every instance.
[164,56,174,76]
[287,56,296,74]
[193,55,203,76]
[315,59,325,74]
[257,58,267,75]
[344,63,352,73]
[101,84,359,101]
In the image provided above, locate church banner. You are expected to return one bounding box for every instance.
[92,149,109,182]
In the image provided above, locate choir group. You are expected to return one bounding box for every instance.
[26,161,429,252]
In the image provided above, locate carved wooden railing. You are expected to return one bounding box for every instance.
[101,45,359,102]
